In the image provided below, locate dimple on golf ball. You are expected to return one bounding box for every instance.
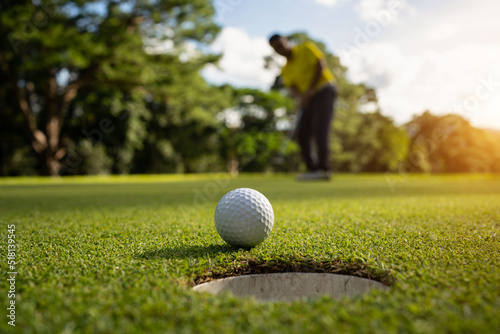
[214,188,274,248]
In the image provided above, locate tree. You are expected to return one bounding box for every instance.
[0,73,38,175]
[405,112,500,173]
[334,111,409,172]
[217,87,296,173]
[130,76,233,174]
[0,0,220,175]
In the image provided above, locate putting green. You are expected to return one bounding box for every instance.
[0,174,499,333]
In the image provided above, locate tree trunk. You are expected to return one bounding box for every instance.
[38,151,59,176]
[41,75,63,176]
[0,55,65,176]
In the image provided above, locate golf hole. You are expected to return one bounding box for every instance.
[193,273,388,302]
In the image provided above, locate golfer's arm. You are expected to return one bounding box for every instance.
[306,59,325,94]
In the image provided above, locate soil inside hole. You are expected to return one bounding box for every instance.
[194,258,394,287]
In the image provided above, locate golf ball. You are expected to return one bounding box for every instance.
[214,188,274,248]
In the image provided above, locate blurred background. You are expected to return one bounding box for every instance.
[1,0,499,176]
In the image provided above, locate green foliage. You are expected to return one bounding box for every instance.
[405,112,500,173]
[218,87,297,172]
[333,111,409,172]
[0,75,38,175]
[0,0,222,175]
[1,174,499,332]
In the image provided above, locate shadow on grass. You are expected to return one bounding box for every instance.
[136,243,240,260]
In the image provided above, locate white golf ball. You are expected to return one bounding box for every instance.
[214,188,274,248]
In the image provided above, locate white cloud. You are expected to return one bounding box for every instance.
[355,0,417,23]
[202,27,278,89]
[341,42,500,128]
[313,0,340,7]
[355,0,384,21]
[426,23,459,41]
[335,0,500,129]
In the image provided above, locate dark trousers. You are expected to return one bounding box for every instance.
[297,84,337,172]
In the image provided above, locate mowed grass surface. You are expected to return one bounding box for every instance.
[1,174,499,333]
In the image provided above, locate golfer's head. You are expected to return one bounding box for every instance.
[269,34,290,57]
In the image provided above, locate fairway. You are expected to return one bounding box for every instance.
[1,174,499,333]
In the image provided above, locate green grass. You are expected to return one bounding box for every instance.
[1,174,499,333]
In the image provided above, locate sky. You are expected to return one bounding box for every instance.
[202,0,500,130]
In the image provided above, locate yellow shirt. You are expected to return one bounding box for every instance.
[281,41,334,94]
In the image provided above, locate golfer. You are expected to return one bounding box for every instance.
[269,34,337,180]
